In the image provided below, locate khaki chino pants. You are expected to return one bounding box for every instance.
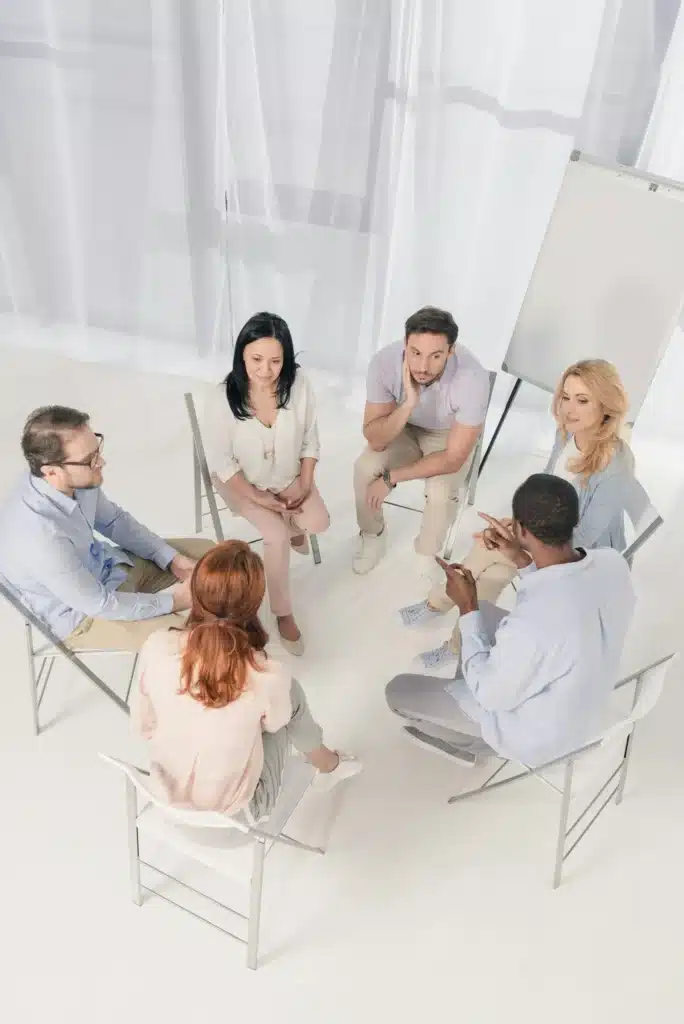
[354,425,471,556]
[66,537,215,652]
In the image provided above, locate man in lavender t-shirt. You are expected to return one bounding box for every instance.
[352,306,490,575]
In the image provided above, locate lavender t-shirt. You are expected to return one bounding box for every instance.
[366,341,490,431]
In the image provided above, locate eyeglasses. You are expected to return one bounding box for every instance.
[53,433,104,470]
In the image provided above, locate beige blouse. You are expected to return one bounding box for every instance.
[203,371,321,493]
[132,629,293,814]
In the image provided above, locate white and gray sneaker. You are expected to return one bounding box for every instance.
[352,529,387,574]
[312,753,363,792]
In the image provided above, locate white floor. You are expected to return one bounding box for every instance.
[1,347,683,1023]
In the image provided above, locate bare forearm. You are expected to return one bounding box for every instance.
[221,471,263,503]
[299,457,317,489]
[390,449,466,484]
[364,403,413,450]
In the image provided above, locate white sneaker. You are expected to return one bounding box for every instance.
[352,530,386,574]
[399,600,446,629]
[418,641,460,671]
[312,753,363,791]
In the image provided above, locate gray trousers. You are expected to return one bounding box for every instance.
[385,674,494,756]
[385,602,507,757]
[249,678,323,820]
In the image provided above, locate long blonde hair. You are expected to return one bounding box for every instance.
[552,360,629,480]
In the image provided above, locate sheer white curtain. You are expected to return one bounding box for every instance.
[0,0,227,371]
[218,0,612,382]
[0,0,680,382]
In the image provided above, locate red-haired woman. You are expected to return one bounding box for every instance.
[132,541,361,819]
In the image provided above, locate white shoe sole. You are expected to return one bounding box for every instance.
[402,726,477,767]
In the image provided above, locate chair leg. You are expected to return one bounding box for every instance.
[125,776,142,906]
[25,621,40,737]
[247,839,266,970]
[310,534,322,565]
[615,727,636,806]
[125,654,139,706]
[193,446,202,535]
[206,486,225,543]
[443,495,466,561]
[553,760,574,889]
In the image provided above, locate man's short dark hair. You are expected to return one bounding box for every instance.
[512,473,579,547]
[21,406,90,476]
[404,306,458,347]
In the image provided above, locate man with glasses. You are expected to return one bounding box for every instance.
[0,406,213,651]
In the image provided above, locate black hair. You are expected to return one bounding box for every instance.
[224,312,299,420]
[404,306,459,347]
[512,473,579,547]
[22,406,90,476]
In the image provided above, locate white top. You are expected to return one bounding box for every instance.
[204,372,321,493]
[449,549,635,766]
[552,436,581,483]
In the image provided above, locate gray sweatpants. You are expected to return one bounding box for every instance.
[385,602,507,757]
[385,673,495,756]
[249,678,323,820]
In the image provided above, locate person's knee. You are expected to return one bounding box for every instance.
[354,446,385,484]
[309,505,331,534]
[385,673,414,711]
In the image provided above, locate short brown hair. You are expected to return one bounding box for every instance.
[404,306,458,346]
[179,541,269,709]
[21,406,90,476]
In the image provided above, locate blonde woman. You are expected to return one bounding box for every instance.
[406,359,633,668]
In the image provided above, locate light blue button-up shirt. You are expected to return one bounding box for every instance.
[0,473,176,639]
[448,549,635,766]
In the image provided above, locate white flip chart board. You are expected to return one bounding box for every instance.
[502,153,684,416]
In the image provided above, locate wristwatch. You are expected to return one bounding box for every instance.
[382,469,396,490]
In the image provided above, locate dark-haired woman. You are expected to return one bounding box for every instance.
[205,312,329,655]
[133,541,361,819]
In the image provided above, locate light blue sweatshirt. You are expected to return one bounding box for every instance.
[448,549,635,766]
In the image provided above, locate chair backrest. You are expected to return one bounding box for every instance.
[465,370,497,501]
[185,392,213,481]
[598,652,676,750]
[100,753,249,833]
[621,475,663,564]
[534,653,677,773]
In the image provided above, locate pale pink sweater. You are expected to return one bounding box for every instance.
[132,629,293,814]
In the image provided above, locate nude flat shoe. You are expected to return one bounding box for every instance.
[278,633,305,657]
[290,534,310,556]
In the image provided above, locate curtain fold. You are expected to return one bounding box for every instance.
[0,0,680,382]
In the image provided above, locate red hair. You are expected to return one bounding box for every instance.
[179,541,268,708]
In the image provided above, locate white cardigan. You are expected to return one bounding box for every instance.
[203,371,321,493]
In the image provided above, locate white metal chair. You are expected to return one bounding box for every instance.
[185,392,322,565]
[385,370,497,561]
[0,577,132,734]
[101,752,323,970]
[447,653,677,888]
[621,476,664,567]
